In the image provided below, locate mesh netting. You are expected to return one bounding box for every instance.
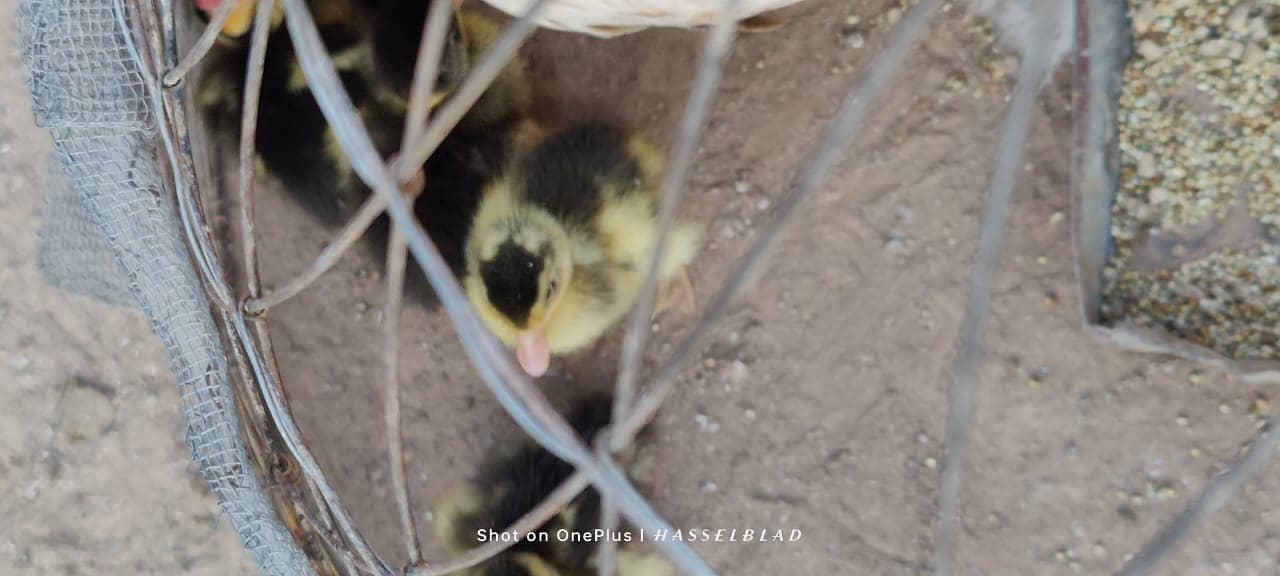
[18,1,311,574]
[37,156,134,307]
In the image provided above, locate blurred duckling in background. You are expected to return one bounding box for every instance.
[465,123,699,377]
[196,0,531,296]
[194,0,259,38]
[435,395,671,576]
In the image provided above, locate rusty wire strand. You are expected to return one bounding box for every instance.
[242,194,389,315]
[162,0,238,86]
[381,0,455,567]
[238,0,276,297]
[279,1,715,572]
[384,224,424,567]
[123,0,237,313]
[232,309,394,574]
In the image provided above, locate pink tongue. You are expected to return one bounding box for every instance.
[195,0,221,11]
[516,331,550,378]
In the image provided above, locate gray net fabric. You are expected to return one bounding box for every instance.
[19,1,312,574]
[37,156,134,307]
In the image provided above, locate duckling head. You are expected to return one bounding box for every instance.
[465,204,574,378]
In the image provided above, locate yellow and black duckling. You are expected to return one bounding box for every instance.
[197,0,529,301]
[436,395,672,576]
[464,123,700,377]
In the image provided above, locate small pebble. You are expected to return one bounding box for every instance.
[9,355,31,373]
[883,236,909,257]
[1137,39,1163,60]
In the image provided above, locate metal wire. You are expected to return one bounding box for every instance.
[395,0,550,181]
[237,0,276,298]
[933,34,1058,576]
[384,225,423,567]
[161,0,236,86]
[600,2,741,573]
[242,191,396,315]
[233,309,395,574]
[399,0,454,158]
[412,473,593,576]
[1121,414,1280,575]
[121,0,236,313]
[611,0,945,451]
[381,0,456,566]
[277,1,715,573]
[120,0,393,571]
[96,0,1280,573]
[611,0,741,438]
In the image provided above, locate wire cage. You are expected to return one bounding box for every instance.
[18,0,1280,575]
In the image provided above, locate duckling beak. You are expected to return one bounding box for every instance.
[515,328,550,377]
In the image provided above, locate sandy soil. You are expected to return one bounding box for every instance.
[5,0,1280,575]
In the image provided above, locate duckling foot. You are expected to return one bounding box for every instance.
[652,268,696,318]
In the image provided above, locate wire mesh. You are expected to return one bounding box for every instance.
[23,0,1280,574]
[19,0,313,574]
[37,156,135,307]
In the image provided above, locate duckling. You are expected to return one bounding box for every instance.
[435,395,672,576]
[197,2,530,300]
[464,123,699,377]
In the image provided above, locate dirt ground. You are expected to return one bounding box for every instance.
[5,0,1280,575]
